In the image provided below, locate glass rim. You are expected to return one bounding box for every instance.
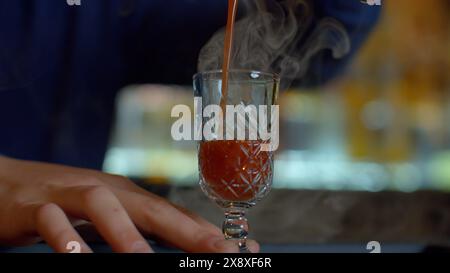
[193,69,280,83]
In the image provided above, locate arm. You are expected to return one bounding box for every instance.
[297,0,382,87]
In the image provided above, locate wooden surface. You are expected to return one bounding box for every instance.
[169,188,450,246]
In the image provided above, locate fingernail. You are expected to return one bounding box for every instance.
[213,238,239,253]
[131,241,153,253]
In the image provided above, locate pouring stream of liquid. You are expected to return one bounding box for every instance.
[220,0,239,111]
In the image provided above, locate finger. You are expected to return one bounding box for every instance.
[33,203,92,253]
[112,180,223,235]
[98,176,223,236]
[114,189,239,253]
[169,207,260,253]
[247,240,260,253]
[153,206,260,253]
[93,173,223,236]
[53,186,153,253]
[170,203,222,236]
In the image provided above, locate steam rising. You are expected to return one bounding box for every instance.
[198,0,351,89]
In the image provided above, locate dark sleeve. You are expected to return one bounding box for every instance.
[127,1,228,86]
[133,0,381,87]
[296,0,382,87]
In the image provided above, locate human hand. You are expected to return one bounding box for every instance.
[0,156,260,253]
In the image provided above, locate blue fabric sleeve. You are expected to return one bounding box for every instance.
[297,0,382,87]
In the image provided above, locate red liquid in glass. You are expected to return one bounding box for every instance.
[199,140,272,202]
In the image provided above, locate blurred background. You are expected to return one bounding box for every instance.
[103,0,450,194]
[2,0,450,253]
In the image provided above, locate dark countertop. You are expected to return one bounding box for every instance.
[169,187,450,246]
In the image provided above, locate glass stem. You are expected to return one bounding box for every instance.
[222,208,250,253]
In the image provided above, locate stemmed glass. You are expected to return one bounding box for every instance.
[193,70,279,253]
